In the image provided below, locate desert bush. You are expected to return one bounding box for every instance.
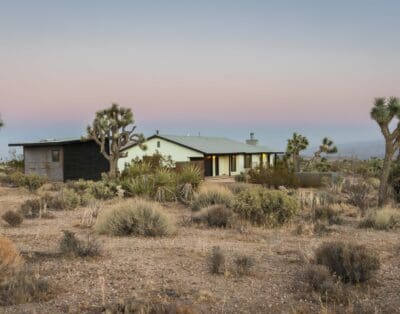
[153,168,177,202]
[105,300,198,314]
[344,182,373,215]
[234,172,249,183]
[59,230,101,258]
[313,206,343,225]
[303,264,345,303]
[248,164,299,188]
[7,172,47,191]
[121,160,153,178]
[359,207,400,230]
[90,180,117,200]
[192,205,234,228]
[176,164,202,189]
[0,237,22,277]
[234,254,255,276]
[225,182,254,195]
[61,188,81,209]
[80,201,102,228]
[191,185,234,211]
[233,186,297,226]
[19,199,41,218]
[315,241,380,283]
[207,246,225,274]
[2,210,23,227]
[121,176,153,198]
[94,199,173,237]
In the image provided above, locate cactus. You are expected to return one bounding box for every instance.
[87,103,145,178]
[286,132,309,172]
[370,97,400,206]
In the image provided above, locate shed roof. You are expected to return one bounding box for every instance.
[123,134,282,154]
[9,137,90,147]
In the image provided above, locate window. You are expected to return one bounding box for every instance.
[244,154,252,168]
[157,141,161,148]
[51,149,60,162]
[230,155,237,172]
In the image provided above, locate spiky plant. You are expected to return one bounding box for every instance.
[286,132,309,172]
[371,97,400,206]
[306,137,338,170]
[87,103,145,177]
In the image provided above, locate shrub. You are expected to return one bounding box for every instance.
[193,205,234,228]
[0,237,22,277]
[313,206,343,225]
[59,231,101,258]
[190,185,234,211]
[248,164,299,188]
[94,199,173,237]
[359,207,400,230]
[234,254,255,276]
[315,241,380,283]
[2,210,23,227]
[344,182,373,215]
[90,180,117,200]
[153,168,177,202]
[234,172,248,183]
[176,164,202,189]
[121,161,153,178]
[8,172,47,191]
[121,176,153,198]
[0,266,50,306]
[207,246,225,274]
[19,199,41,218]
[61,188,81,210]
[233,186,297,226]
[225,183,254,195]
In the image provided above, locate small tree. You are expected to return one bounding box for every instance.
[286,132,309,172]
[370,97,400,206]
[306,137,338,170]
[87,103,145,177]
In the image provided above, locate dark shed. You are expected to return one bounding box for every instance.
[9,138,109,181]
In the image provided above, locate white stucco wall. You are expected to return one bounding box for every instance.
[218,156,229,176]
[118,137,204,171]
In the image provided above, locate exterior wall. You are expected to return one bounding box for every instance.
[63,141,109,181]
[118,137,204,171]
[24,146,64,181]
[218,156,230,176]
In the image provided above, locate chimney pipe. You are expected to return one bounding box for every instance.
[246,132,258,145]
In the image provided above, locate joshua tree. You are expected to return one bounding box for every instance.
[286,132,309,172]
[87,103,145,178]
[306,137,338,169]
[370,97,400,206]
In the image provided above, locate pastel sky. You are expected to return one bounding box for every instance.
[1,0,400,157]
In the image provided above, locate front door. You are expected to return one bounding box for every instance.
[204,156,213,176]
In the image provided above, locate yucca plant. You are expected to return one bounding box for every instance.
[286,132,309,172]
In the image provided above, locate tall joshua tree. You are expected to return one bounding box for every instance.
[371,97,400,206]
[87,103,145,178]
[286,132,309,172]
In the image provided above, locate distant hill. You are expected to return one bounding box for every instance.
[305,140,384,160]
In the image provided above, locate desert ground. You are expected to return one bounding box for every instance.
[0,182,400,314]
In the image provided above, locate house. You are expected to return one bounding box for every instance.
[9,138,109,181]
[118,132,283,177]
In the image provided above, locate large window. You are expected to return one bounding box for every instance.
[51,149,60,162]
[244,154,252,168]
[230,155,237,172]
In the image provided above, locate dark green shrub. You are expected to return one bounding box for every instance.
[121,161,153,178]
[233,186,297,226]
[193,205,234,228]
[176,164,202,189]
[234,254,255,276]
[94,199,173,237]
[315,242,380,283]
[90,180,117,200]
[248,164,299,188]
[19,199,41,218]
[59,231,101,258]
[208,246,225,274]
[2,210,23,227]
[191,186,234,211]
[152,168,177,202]
[121,176,153,197]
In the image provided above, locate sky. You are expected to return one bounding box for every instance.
[1,0,400,158]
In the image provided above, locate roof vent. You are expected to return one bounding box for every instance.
[156,130,159,135]
[246,132,258,146]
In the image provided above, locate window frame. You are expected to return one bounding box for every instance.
[244,154,252,168]
[230,155,237,172]
[51,149,60,162]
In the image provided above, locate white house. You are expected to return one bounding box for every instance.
[118,133,283,177]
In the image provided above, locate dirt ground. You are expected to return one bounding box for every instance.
[0,185,399,314]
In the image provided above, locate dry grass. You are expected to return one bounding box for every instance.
[0,236,22,277]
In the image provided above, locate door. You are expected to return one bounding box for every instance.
[204,156,213,176]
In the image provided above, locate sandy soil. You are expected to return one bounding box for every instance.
[0,186,399,313]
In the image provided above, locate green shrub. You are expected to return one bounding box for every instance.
[191,186,234,211]
[121,161,153,178]
[90,181,117,200]
[234,254,255,276]
[94,199,173,237]
[193,205,234,228]
[7,172,47,191]
[62,188,81,210]
[121,176,153,197]
[315,241,380,283]
[207,246,225,275]
[59,231,101,257]
[233,186,297,226]
[19,199,41,218]
[359,207,400,230]
[176,164,202,189]
[225,183,254,195]
[2,211,23,227]
[248,164,299,188]
[153,168,177,202]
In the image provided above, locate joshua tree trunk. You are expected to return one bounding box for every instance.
[378,144,394,206]
[293,154,300,172]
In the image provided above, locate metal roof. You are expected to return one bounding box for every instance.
[9,137,90,147]
[123,134,281,154]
